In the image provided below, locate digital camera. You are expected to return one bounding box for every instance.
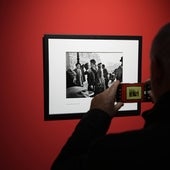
[116,81,152,103]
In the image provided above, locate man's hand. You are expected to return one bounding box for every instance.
[90,80,124,117]
[144,79,155,103]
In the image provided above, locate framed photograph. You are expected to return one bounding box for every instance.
[43,34,142,120]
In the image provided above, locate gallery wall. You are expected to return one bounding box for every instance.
[1,0,170,169]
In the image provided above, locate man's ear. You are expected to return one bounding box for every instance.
[151,59,163,82]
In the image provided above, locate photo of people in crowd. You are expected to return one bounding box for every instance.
[66,52,123,98]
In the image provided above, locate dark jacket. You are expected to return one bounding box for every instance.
[51,92,170,169]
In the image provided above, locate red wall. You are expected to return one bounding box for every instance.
[1,0,170,169]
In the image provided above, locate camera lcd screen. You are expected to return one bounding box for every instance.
[126,86,142,100]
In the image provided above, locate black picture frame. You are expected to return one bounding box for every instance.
[43,34,142,120]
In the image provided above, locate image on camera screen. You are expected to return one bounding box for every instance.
[126,86,142,100]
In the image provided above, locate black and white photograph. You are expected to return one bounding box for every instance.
[43,35,142,120]
[66,52,123,98]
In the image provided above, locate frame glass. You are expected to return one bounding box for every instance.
[43,34,142,120]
